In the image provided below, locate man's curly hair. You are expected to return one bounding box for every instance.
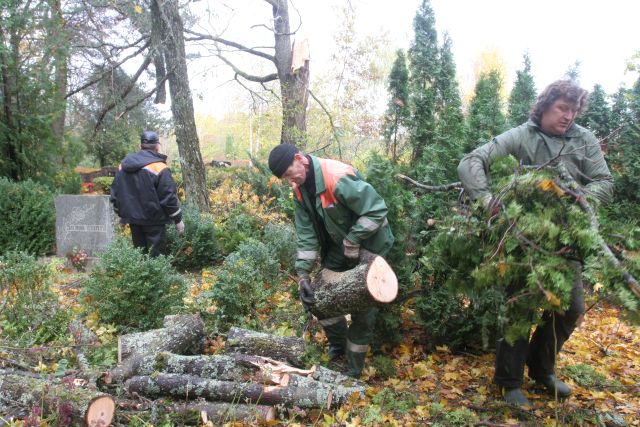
[530,80,589,124]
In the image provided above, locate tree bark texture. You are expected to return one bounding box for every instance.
[117,314,205,363]
[310,251,398,319]
[68,319,99,371]
[226,327,305,367]
[269,0,310,145]
[0,372,115,426]
[125,373,362,408]
[167,400,276,424]
[153,0,209,212]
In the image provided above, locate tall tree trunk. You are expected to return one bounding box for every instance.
[153,0,209,212]
[269,0,309,145]
[50,0,68,141]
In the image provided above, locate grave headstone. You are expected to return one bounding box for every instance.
[55,195,116,257]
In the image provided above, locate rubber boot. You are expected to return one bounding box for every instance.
[531,374,571,398]
[502,387,531,406]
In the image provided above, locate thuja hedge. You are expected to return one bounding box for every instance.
[0,178,55,256]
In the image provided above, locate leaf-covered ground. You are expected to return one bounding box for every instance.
[9,264,638,427]
[318,303,640,427]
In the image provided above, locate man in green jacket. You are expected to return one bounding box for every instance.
[458,80,613,406]
[268,144,394,378]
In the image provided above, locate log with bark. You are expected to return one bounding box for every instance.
[101,352,301,386]
[310,250,398,319]
[125,373,364,409]
[117,314,205,363]
[0,372,115,426]
[225,327,306,367]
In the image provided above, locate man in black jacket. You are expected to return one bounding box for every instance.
[110,131,184,257]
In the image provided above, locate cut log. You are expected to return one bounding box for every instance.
[125,373,363,408]
[0,372,115,426]
[117,314,205,363]
[310,250,398,319]
[225,327,305,367]
[282,372,365,396]
[167,400,276,424]
[101,352,277,385]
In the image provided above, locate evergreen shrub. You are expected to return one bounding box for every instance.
[92,176,114,194]
[166,205,221,271]
[263,222,296,273]
[52,169,82,194]
[202,239,280,330]
[414,156,639,347]
[0,178,55,256]
[0,251,71,344]
[217,208,262,255]
[80,238,186,332]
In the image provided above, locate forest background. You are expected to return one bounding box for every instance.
[1,0,640,425]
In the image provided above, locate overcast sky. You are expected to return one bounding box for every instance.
[305,0,638,91]
[190,0,639,116]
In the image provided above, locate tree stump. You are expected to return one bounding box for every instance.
[310,250,397,319]
[117,314,205,363]
[225,327,305,367]
[0,372,115,426]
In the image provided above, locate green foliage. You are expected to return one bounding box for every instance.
[262,222,297,273]
[80,238,186,332]
[414,156,639,347]
[408,0,439,164]
[0,178,55,256]
[201,239,280,330]
[217,209,263,255]
[576,84,613,139]
[465,69,507,151]
[430,403,479,427]
[92,176,114,194]
[371,354,397,379]
[371,387,418,415]
[561,364,621,391]
[383,49,410,161]
[0,252,71,344]
[52,169,82,195]
[508,52,537,127]
[364,155,417,346]
[166,205,221,271]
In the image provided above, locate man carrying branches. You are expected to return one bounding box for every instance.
[457,80,614,406]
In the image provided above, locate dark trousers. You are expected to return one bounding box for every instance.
[130,224,167,258]
[494,262,585,389]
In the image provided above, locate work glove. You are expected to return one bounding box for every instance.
[342,238,360,260]
[298,277,315,311]
[175,220,185,236]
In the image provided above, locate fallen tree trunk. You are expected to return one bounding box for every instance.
[118,314,205,363]
[310,250,398,319]
[226,327,305,367]
[125,373,362,408]
[0,372,115,426]
[167,400,276,424]
[101,352,286,385]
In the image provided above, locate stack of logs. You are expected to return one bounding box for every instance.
[0,250,398,424]
[104,314,365,424]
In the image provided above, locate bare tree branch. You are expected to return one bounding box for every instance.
[184,29,276,62]
[396,174,463,192]
[215,52,278,83]
[65,39,151,99]
[308,89,342,159]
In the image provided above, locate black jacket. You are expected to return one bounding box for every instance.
[110,150,182,225]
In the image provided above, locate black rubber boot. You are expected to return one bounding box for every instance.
[531,374,571,398]
[502,387,531,406]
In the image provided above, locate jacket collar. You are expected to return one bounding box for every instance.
[309,155,326,195]
[526,119,581,138]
